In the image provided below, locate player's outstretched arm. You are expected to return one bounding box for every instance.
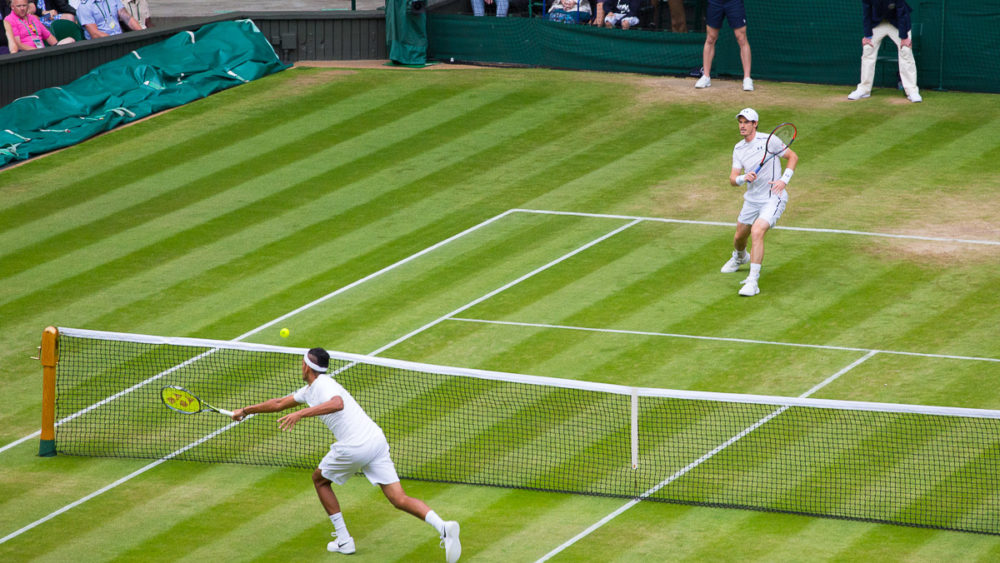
[233,394,298,421]
[277,396,344,431]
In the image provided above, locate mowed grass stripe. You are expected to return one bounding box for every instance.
[1,94,616,432]
[0,70,381,233]
[0,82,471,292]
[0,83,534,319]
[0,71,301,210]
[288,215,625,351]
[66,86,602,333]
[0,82,523,424]
[0,78,424,273]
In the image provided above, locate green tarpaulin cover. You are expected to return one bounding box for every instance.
[0,19,288,168]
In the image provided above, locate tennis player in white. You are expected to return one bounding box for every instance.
[233,347,461,562]
[721,108,798,296]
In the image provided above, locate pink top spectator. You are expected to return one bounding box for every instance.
[5,12,52,49]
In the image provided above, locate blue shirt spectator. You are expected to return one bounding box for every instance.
[76,0,141,39]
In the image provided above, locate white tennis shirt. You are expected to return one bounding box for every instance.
[732,133,788,204]
[293,374,385,446]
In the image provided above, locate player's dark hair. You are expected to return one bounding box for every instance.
[308,347,330,370]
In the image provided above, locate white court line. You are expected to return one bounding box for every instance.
[536,350,880,562]
[0,419,240,545]
[512,208,1000,246]
[0,209,520,457]
[368,219,642,356]
[0,215,640,545]
[449,318,1000,363]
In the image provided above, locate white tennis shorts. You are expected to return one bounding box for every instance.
[319,439,400,486]
[604,13,639,27]
[738,193,787,227]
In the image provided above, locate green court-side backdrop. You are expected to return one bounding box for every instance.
[428,0,1000,93]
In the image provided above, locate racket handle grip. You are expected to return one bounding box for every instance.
[219,408,235,417]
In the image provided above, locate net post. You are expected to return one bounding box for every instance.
[38,326,58,457]
[630,388,638,470]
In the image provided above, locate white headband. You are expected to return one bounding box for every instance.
[303,353,327,373]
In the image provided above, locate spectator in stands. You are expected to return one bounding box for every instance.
[664,0,685,32]
[595,0,641,29]
[121,0,150,28]
[546,0,590,24]
[76,0,142,39]
[31,0,77,27]
[695,0,753,91]
[470,0,508,17]
[5,0,74,49]
[847,0,921,103]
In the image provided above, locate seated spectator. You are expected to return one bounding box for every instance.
[547,0,590,24]
[470,0,508,17]
[595,0,640,29]
[5,0,74,49]
[76,0,141,39]
[121,0,150,28]
[31,0,76,27]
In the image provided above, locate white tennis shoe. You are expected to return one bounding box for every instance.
[441,521,461,563]
[743,77,754,91]
[738,279,760,296]
[720,250,749,273]
[907,92,923,103]
[847,89,870,100]
[328,535,356,555]
[695,74,711,89]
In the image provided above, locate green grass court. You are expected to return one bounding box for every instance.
[2,66,1000,561]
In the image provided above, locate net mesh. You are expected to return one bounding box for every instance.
[52,328,1000,535]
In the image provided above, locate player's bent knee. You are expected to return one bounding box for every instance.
[312,468,330,487]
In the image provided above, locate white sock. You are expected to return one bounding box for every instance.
[749,263,762,279]
[330,513,351,540]
[424,510,446,535]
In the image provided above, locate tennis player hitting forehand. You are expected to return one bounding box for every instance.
[233,348,461,562]
[721,108,799,296]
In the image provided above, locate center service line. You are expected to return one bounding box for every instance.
[535,350,879,562]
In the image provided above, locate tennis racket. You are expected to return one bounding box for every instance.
[752,122,797,175]
[161,385,234,417]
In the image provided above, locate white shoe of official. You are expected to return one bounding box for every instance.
[738,279,760,297]
[907,92,923,103]
[328,535,356,555]
[441,521,461,563]
[743,77,754,91]
[720,250,749,273]
[695,74,711,89]
[847,89,870,100]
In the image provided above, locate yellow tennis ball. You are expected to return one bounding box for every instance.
[279,328,289,338]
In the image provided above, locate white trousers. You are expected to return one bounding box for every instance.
[856,21,919,97]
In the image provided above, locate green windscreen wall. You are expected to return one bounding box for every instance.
[427,1,1000,93]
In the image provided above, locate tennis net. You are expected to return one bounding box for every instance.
[45,327,1000,535]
